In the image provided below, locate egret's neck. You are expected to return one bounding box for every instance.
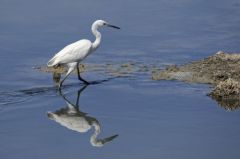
[90,122,103,147]
[91,25,101,51]
[89,121,117,147]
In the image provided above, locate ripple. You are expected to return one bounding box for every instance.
[0,76,114,107]
[0,91,30,106]
[0,85,58,107]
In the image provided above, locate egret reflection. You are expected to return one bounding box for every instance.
[47,85,118,147]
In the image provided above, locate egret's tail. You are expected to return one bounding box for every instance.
[47,56,58,67]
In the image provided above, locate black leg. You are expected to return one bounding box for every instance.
[77,64,81,80]
[58,76,66,89]
[77,64,89,84]
[76,85,88,106]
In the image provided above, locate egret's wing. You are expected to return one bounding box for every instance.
[47,39,92,66]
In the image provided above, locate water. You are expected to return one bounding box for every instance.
[1,0,240,158]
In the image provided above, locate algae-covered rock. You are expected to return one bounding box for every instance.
[152,51,240,110]
[209,78,240,97]
[208,79,240,111]
[152,51,240,84]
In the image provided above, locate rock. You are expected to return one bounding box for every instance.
[209,78,240,97]
[152,51,240,110]
[208,78,240,111]
[152,51,240,84]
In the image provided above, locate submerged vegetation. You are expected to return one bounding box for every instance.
[34,62,160,78]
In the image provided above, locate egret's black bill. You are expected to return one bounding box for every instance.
[107,24,120,29]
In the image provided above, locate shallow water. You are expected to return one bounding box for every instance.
[1,0,240,158]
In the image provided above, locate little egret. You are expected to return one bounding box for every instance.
[47,20,120,88]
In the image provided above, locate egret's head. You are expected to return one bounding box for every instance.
[93,20,120,29]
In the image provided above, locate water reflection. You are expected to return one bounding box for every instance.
[47,85,118,147]
[209,96,240,111]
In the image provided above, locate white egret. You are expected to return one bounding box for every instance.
[47,20,120,87]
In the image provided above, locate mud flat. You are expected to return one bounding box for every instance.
[152,51,240,111]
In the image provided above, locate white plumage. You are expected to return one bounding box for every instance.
[47,20,120,88]
[47,39,92,67]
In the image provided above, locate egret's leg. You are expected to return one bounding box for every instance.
[76,85,88,106]
[77,64,89,84]
[76,64,81,80]
[58,66,75,88]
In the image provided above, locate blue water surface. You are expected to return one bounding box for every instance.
[0,0,240,159]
